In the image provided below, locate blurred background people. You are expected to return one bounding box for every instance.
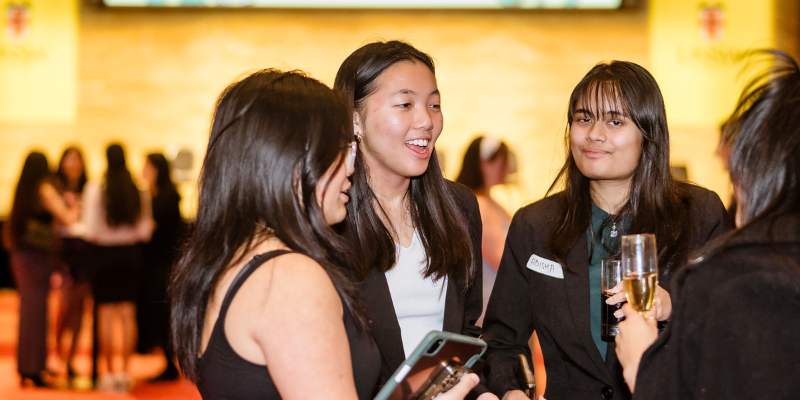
[139,153,182,382]
[83,144,154,392]
[2,152,78,387]
[53,146,91,384]
[615,50,800,400]
[456,135,513,325]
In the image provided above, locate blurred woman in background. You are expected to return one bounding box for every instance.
[615,50,800,400]
[456,136,513,325]
[335,41,495,399]
[83,144,153,392]
[53,146,90,383]
[140,153,182,381]
[3,152,78,387]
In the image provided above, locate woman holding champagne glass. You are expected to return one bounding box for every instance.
[615,50,800,400]
[482,60,730,400]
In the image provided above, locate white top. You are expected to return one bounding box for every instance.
[385,230,447,358]
[82,181,154,246]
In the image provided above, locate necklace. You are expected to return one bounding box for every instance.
[610,222,618,238]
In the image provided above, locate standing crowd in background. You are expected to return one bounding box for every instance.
[3,144,183,392]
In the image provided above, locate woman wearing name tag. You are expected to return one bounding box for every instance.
[481,61,730,400]
[334,41,495,400]
[614,50,800,400]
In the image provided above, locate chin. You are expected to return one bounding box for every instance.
[403,162,432,178]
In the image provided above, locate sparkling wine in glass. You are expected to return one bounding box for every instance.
[622,234,658,318]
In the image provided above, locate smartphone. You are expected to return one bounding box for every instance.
[373,331,487,400]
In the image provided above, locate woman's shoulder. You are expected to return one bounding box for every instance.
[512,192,567,222]
[248,251,339,298]
[677,182,724,210]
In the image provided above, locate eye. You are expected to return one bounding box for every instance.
[397,103,412,108]
[609,120,623,126]
[577,117,592,123]
[429,103,441,110]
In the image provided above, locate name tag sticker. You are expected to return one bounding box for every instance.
[526,254,564,279]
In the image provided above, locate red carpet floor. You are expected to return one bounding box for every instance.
[0,288,201,400]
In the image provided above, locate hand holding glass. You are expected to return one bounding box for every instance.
[601,259,624,341]
[621,234,658,318]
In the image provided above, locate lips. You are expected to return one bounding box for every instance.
[405,138,430,157]
[582,148,610,158]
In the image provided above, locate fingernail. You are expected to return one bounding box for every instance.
[614,310,624,318]
[605,297,614,304]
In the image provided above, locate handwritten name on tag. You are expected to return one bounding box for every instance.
[527,254,564,279]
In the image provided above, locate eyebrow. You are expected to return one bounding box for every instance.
[574,108,626,118]
[394,89,441,96]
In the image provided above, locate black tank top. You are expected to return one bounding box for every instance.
[196,250,380,399]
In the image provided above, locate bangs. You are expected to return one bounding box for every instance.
[570,78,633,122]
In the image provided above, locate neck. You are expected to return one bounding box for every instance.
[66,177,80,191]
[364,158,411,211]
[589,178,632,214]
[364,157,414,242]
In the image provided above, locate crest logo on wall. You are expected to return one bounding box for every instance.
[698,3,725,41]
[5,1,31,40]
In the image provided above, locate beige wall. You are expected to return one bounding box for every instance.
[0,2,651,217]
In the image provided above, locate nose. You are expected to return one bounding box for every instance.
[415,106,434,131]
[585,121,606,143]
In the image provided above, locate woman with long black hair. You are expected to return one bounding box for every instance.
[169,69,478,400]
[140,153,182,381]
[614,50,800,400]
[334,41,494,400]
[482,61,730,400]
[3,151,78,387]
[83,144,153,392]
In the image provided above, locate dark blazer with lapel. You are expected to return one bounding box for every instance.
[355,181,485,396]
[634,214,800,400]
[482,183,730,400]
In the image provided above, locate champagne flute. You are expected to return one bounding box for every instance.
[621,234,658,318]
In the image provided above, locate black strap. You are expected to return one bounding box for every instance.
[217,250,293,321]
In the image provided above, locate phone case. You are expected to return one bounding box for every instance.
[373,331,487,400]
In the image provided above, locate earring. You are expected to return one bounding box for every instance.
[355,132,363,143]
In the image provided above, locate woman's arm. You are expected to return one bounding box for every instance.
[40,182,78,225]
[614,303,658,393]
[250,254,361,400]
[135,190,155,242]
[477,197,509,271]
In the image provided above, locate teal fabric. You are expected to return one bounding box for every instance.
[586,204,629,360]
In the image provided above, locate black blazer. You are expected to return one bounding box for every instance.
[634,214,800,400]
[482,184,730,400]
[355,181,486,398]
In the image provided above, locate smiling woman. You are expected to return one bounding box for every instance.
[334,41,496,400]
[481,61,731,400]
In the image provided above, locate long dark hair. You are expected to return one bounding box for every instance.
[546,61,690,275]
[456,136,509,192]
[334,40,475,288]
[170,69,365,383]
[103,144,141,227]
[723,50,800,227]
[56,147,87,193]
[3,152,51,251]
[146,153,179,199]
